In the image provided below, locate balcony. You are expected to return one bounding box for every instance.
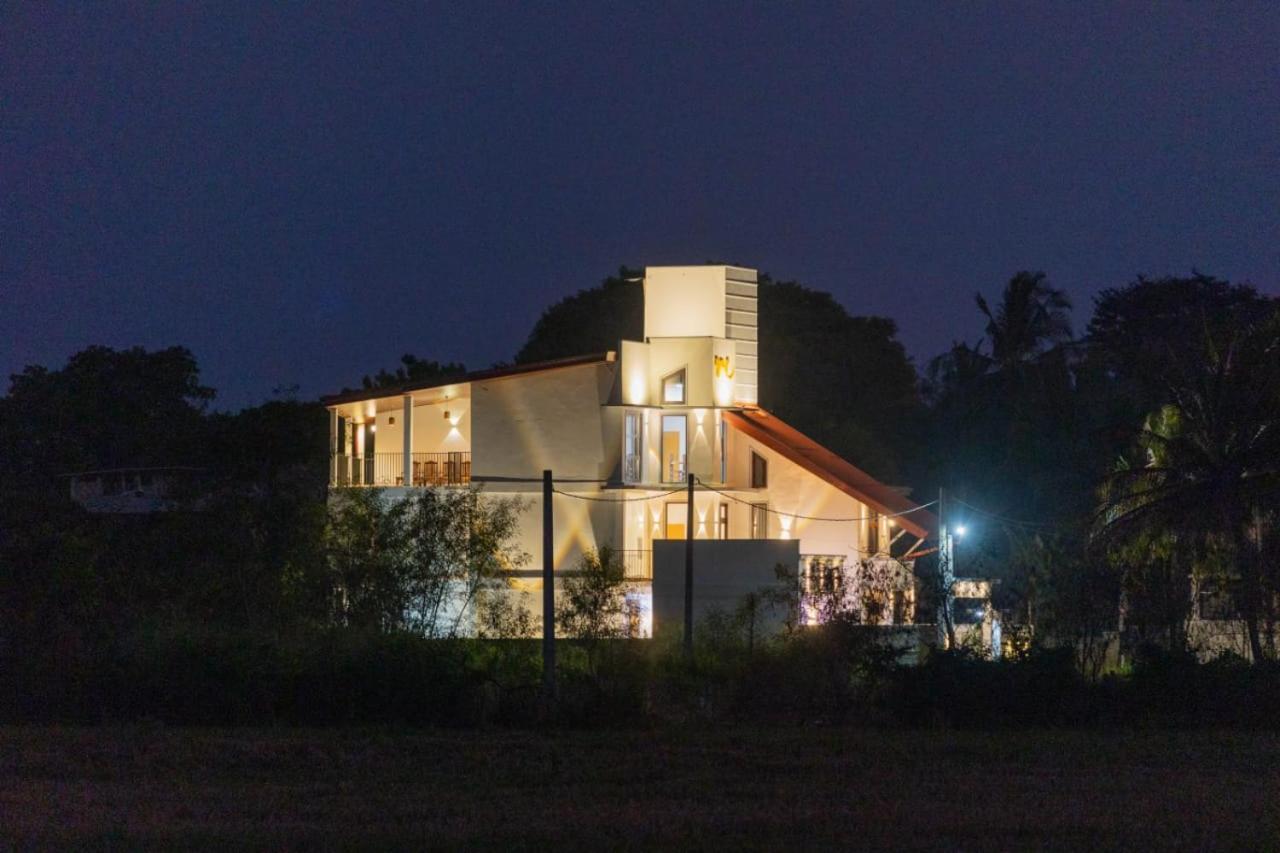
[332,452,471,488]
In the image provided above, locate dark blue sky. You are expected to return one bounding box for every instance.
[4,3,1277,409]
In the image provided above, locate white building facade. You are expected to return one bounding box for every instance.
[323,265,936,636]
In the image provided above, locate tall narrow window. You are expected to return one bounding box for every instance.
[623,411,642,484]
[718,419,728,482]
[718,503,729,539]
[751,502,769,539]
[751,451,768,488]
[665,502,687,539]
[662,368,686,404]
[867,510,881,555]
[661,414,687,483]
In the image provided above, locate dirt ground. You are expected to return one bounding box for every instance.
[2,726,1278,849]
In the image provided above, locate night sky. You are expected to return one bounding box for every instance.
[5,3,1277,409]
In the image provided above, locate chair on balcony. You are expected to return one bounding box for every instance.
[423,460,438,486]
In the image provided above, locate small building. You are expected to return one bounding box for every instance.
[67,466,203,514]
[322,265,939,636]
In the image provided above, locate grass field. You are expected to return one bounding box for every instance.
[2,726,1278,849]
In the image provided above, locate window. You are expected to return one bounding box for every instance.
[665,502,687,539]
[662,368,686,404]
[718,419,727,482]
[661,414,687,483]
[751,451,768,488]
[623,411,642,483]
[751,502,769,539]
[802,556,846,596]
[718,503,729,539]
[867,510,881,554]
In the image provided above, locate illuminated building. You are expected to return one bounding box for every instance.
[323,266,937,636]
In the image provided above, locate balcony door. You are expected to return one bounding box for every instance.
[661,414,687,483]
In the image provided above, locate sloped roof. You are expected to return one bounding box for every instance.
[321,352,614,406]
[723,408,936,541]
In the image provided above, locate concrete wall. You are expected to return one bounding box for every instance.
[644,266,728,339]
[471,361,619,482]
[652,539,799,636]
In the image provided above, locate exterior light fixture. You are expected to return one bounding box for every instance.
[955,524,968,537]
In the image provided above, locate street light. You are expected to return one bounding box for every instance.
[954,524,968,537]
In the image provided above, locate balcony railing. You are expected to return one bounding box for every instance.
[619,549,652,581]
[332,452,471,487]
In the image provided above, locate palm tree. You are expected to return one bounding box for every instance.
[975,271,1074,372]
[1096,313,1280,661]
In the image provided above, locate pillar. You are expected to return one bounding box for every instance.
[402,394,414,487]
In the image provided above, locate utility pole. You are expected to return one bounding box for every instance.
[542,469,556,703]
[937,487,956,649]
[684,472,695,660]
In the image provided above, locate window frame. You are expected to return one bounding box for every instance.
[623,409,643,484]
[659,413,688,484]
[750,502,769,539]
[750,450,768,488]
[661,368,687,405]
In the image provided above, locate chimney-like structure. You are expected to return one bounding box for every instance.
[642,265,758,405]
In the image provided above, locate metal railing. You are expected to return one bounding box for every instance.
[619,549,652,581]
[332,452,471,487]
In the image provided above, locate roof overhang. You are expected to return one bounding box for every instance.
[723,408,936,541]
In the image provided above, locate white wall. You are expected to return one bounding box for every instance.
[643,266,727,338]
[471,361,618,482]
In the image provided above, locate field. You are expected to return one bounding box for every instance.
[2,726,1278,850]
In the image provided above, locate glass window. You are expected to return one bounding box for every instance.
[665,502,687,539]
[718,503,729,539]
[751,451,768,488]
[751,502,768,539]
[867,510,881,554]
[661,414,687,483]
[623,411,642,483]
[662,369,686,404]
[718,419,727,482]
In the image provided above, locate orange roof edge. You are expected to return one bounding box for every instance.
[723,408,936,541]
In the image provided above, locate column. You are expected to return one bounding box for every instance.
[329,409,339,485]
[402,394,414,487]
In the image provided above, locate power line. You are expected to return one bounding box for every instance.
[950,497,1066,531]
[695,478,937,524]
[551,487,686,503]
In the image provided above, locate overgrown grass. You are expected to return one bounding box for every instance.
[1,726,1278,849]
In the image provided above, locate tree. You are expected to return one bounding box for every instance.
[514,268,644,365]
[556,546,628,644]
[324,486,529,636]
[975,271,1073,372]
[360,355,468,391]
[1096,311,1280,661]
[0,345,215,489]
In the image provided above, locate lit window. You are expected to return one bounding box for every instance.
[662,369,686,404]
[623,411,642,484]
[751,502,768,539]
[751,451,768,488]
[867,510,881,554]
[665,502,687,539]
[661,414,687,483]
